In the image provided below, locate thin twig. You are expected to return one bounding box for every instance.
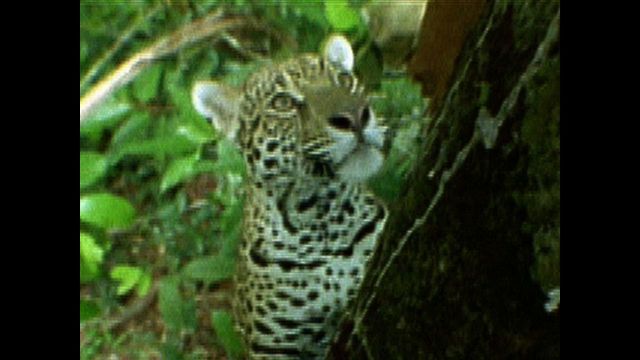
[219,31,266,61]
[80,3,164,95]
[80,281,160,348]
[106,282,160,332]
[80,9,245,123]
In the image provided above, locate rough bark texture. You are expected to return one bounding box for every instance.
[328,0,560,359]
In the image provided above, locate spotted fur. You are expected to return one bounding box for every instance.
[192,36,387,359]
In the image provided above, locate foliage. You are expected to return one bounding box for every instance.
[212,310,245,359]
[80,0,425,358]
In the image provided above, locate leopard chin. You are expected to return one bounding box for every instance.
[336,144,384,183]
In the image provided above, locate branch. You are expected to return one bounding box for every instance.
[80,282,160,348]
[80,9,245,124]
[80,3,164,95]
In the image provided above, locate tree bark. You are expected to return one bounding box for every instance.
[329,0,560,358]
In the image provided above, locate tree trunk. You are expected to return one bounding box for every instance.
[329,0,560,358]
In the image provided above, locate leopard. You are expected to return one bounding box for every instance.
[192,35,388,359]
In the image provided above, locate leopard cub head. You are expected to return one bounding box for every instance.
[192,35,386,183]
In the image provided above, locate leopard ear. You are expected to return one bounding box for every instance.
[191,81,241,141]
[323,34,354,73]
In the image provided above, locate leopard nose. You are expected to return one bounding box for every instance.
[328,115,353,131]
[328,107,370,134]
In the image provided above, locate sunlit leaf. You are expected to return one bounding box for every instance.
[80,152,107,190]
[136,271,152,297]
[80,98,131,138]
[176,123,214,145]
[161,153,199,193]
[110,265,143,296]
[80,232,104,283]
[325,0,361,31]
[80,193,136,229]
[80,232,104,265]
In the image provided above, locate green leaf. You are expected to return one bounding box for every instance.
[159,276,184,331]
[325,0,361,31]
[161,153,199,193]
[80,152,107,190]
[176,123,214,145]
[133,64,163,102]
[80,260,95,284]
[80,300,100,323]
[214,138,246,176]
[80,232,104,266]
[193,159,218,174]
[182,300,198,331]
[80,193,136,229]
[110,265,143,296]
[297,2,329,30]
[80,232,104,283]
[136,271,152,297]
[166,69,204,120]
[211,310,244,359]
[112,133,199,162]
[80,98,131,138]
[219,196,243,233]
[110,112,151,148]
[182,255,235,284]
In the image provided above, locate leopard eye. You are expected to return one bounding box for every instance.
[271,94,293,111]
[328,115,352,131]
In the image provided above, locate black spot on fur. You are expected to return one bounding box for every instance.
[273,317,300,329]
[297,194,318,212]
[266,141,279,152]
[264,158,277,169]
[300,234,312,245]
[250,342,300,357]
[290,297,306,307]
[342,201,355,215]
[266,301,278,311]
[250,249,268,267]
[313,329,327,343]
[307,291,319,301]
